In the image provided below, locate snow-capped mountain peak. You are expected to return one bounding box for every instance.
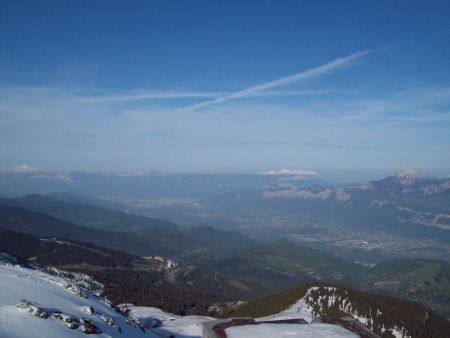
[391,170,422,185]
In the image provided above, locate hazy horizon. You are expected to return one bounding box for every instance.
[2,163,450,185]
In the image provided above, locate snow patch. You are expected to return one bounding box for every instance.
[119,305,213,337]
[226,322,359,338]
[257,287,319,323]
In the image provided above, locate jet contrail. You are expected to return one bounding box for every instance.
[181,50,371,111]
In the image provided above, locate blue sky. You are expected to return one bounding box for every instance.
[0,0,450,177]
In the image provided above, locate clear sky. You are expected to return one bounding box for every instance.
[0,0,449,176]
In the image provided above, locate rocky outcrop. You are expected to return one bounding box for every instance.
[14,300,49,319]
[82,305,95,315]
[13,299,113,335]
[51,313,81,329]
[80,318,102,334]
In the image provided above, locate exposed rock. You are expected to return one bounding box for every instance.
[83,305,95,315]
[14,300,48,319]
[51,312,81,329]
[99,313,116,326]
[63,315,81,329]
[52,313,63,320]
[63,283,87,298]
[80,318,102,334]
[423,181,450,196]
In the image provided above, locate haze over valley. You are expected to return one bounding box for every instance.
[2,166,449,264]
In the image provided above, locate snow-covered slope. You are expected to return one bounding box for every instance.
[0,262,158,338]
[0,257,218,338]
[0,256,367,338]
[255,286,407,337]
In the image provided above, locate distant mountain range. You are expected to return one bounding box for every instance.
[0,166,321,198]
[1,169,448,260]
[2,167,448,234]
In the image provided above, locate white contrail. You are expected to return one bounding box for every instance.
[181,50,371,111]
[66,91,225,103]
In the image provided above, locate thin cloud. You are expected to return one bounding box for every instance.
[263,169,318,176]
[68,91,224,103]
[0,86,224,103]
[181,50,371,111]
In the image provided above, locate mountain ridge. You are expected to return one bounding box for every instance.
[0,201,258,257]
